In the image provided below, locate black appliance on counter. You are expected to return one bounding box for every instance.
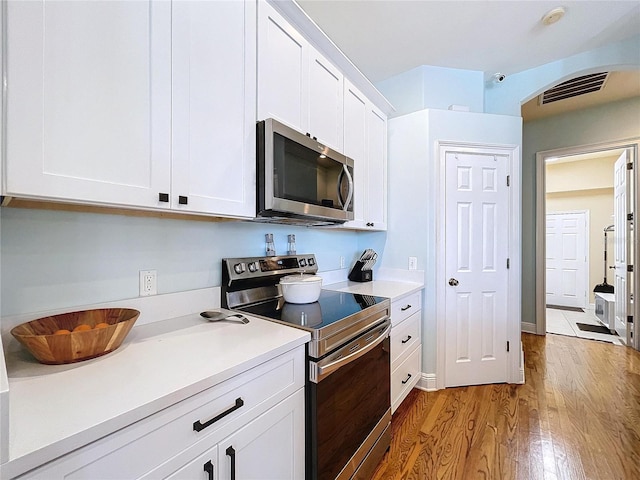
[222,254,391,480]
[348,249,377,282]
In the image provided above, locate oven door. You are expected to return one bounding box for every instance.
[307,320,391,480]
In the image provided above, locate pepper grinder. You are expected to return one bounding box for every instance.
[265,233,276,257]
[287,234,296,255]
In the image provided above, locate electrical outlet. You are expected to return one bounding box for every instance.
[340,256,346,269]
[139,270,157,296]
[408,257,418,271]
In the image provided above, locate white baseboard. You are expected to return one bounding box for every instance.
[417,372,438,391]
[521,322,537,334]
[517,341,525,384]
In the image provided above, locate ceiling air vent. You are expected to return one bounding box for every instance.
[539,72,609,105]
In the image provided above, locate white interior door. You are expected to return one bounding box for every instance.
[444,151,509,387]
[545,212,588,308]
[613,151,629,342]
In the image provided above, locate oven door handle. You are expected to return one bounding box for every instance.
[311,322,391,383]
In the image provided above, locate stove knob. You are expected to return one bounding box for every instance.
[308,257,315,266]
[299,258,307,267]
[233,262,246,274]
[248,262,258,273]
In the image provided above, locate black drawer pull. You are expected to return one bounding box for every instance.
[226,446,236,480]
[158,192,169,202]
[203,460,214,480]
[179,195,188,205]
[401,335,412,344]
[193,397,244,432]
[402,373,412,384]
[401,304,412,311]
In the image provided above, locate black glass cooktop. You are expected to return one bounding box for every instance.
[237,290,388,330]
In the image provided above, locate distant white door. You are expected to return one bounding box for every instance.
[545,212,588,308]
[444,150,509,387]
[613,151,629,342]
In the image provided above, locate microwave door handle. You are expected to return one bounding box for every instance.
[337,164,354,212]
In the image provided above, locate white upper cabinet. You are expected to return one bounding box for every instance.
[307,51,344,151]
[257,2,308,132]
[343,80,388,230]
[5,1,172,208]
[257,0,344,151]
[171,0,256,217]
[4,0,256,219]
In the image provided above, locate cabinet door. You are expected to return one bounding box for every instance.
[343,82,388,231]
[5,1,171,208]
[307,49,343,151]
[218,389,305,480]
[343,81,367,228]
[171,0,256,218]
[165,445,218,480]
[365,105,388,230]
[257,1,308,132]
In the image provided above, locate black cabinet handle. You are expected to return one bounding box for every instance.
[401,304,412,311]
[158,192,169,202]
[179,195,188,205]
[193,398,244,432]
[226,446,236,480]
[401,335,412,344]
[402,373,412,384]
[203,460,214,480]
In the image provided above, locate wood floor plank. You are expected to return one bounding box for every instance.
[371,333,640,480]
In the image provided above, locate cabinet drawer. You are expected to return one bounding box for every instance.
[18,347,305,480]
[391,311,420,365]
[391,345,421,413]
[391,291,421,326]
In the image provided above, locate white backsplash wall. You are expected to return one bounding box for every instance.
[0,208,370,317]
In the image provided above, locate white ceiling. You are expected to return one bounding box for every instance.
[296,0,640,84]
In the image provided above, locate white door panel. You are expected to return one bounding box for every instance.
[613,151,629,342]
[545,212,588,308]
[445,151,508,387]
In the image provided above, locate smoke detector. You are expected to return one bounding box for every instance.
[542,7,566,25]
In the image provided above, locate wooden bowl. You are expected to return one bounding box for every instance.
[10,308,140,365]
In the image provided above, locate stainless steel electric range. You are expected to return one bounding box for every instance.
[222,254,391,480]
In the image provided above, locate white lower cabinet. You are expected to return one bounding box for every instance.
[161,389,304,480]
[15,347,305,480]
[390,291,423,413]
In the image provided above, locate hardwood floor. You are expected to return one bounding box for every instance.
[371,333,640,480]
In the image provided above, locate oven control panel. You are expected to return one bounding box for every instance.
[224,254,318,281]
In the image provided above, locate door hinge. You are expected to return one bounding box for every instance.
[507,258,510,269]
[628,265,634,272]
[506,341,510,352]
[506,175,510,186]
[628,213,634,221]
[627,162,633,170]
[628,316,634,323]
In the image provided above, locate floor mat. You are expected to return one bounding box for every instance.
[576,322,616,335]
[547,305,584,313]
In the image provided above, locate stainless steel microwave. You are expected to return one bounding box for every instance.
[256,118,354,225]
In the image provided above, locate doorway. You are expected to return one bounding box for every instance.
[536,140,639,349]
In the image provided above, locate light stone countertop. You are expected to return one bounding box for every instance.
[1,311,309,479]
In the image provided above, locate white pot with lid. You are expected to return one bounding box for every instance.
[279,274,323,304]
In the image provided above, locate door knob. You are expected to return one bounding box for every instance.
[448,278,459,286]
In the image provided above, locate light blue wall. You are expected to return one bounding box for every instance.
[485,35,640,116]
[0,208,363,316]
[386,109,522,374]
[378,34,640,340]
[376,65,484,117]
